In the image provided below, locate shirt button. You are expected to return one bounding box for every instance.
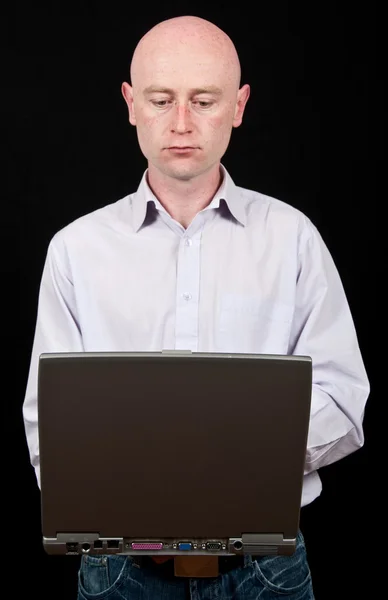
[183,293,192,301]
[184,238,192,246]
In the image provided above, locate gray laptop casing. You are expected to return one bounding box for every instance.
[37,350,312,557]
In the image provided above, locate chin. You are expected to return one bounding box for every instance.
[150,156,215,182]
[171,171,197,181]
[162,164,201,181]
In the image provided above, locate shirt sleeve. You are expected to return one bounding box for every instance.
[289,217,370,474]
[22,234,84,488]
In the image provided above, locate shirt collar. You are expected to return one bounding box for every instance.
[131,164,247,232]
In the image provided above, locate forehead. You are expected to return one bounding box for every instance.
[133,43,236,92]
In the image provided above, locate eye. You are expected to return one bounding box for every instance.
[194,101,213,108]
[151,100,170,107]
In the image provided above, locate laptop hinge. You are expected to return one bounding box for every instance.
[57,533,100,543]
[161,349,193,355]
[229,534,296,556]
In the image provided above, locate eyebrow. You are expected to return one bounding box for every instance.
[143,85,223,96]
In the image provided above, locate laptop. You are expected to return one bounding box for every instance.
[37,350,312,558]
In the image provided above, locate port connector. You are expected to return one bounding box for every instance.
[66,542,79,553]
[131,542,163,551]
[107,540,120,548]
[81,543,91,553]
[233,541,243,551]
[178,542,192,551]
[94,540,103,549]
[206,542,222,551]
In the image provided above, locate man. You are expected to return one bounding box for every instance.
[23,14,369,600]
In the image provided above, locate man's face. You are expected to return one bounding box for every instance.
[122,43,249,181]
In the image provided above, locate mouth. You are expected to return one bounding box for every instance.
[165,146,199,154]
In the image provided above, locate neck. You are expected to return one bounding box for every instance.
[147,164,222,228]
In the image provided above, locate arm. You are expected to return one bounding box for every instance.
[289,218,370,474]
[23,234,83,487]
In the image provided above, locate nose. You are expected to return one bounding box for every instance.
[170,104,193,134]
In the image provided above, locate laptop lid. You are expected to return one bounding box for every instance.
[37,350,312,557]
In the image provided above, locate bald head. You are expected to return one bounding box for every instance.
[121,16,250,184]
[130,16,241,93]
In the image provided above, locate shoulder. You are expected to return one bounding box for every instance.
[47,194,133,256]
[236,183,317,241]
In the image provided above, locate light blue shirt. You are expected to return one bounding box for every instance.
[23,164,370,506]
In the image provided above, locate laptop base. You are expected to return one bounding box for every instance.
[44,533,297,556]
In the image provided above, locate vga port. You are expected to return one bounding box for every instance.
[206,542,222,551]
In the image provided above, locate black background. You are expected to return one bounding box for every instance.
[5,2,380,598]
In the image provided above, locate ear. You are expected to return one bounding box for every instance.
[232,84,250,128]
[121,82,137,126]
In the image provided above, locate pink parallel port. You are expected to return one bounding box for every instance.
[131,543,163,550]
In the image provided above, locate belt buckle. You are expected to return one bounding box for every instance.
[174,556,219,577]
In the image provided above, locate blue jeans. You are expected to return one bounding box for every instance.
[77,531,314,599]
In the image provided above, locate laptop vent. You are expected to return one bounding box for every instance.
[244,545,278,555]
